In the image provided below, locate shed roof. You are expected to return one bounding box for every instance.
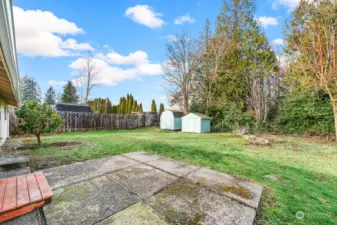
[54,103,92,113]
[186,113,211,120]
[164,109,184,118]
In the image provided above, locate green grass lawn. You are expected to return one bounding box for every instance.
[24,127,337,224]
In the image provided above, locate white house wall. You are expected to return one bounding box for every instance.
[0,99,9,146]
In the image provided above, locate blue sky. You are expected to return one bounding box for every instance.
[13,0,297,110]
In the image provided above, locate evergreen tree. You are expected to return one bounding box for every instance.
[242,20,277,122]
[121,97,127,114]
[215,0,255,105]
[61,81,79,104]
[151,99,157,112]
[20,74,41,102]
[112,105,117,113]
[131,100,137,112]
[127,94,134,113]
[159,103,165,112]
[139,103,143,113]
[44,86,56,105]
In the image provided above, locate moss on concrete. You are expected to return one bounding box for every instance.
[221,185,253,199]
[98,202,168,225]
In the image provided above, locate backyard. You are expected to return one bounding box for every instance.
[8,127,337,225]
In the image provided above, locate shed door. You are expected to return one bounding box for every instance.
[187,118,198,132]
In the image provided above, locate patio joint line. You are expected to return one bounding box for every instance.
[49,160,141,191]
[104,169,176,225]
[120,153,164,164]
[140,157,258,210]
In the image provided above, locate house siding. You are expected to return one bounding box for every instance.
[0,99,9,146]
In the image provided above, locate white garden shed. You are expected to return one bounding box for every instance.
[182,113,211,133]
[160,110,184,130]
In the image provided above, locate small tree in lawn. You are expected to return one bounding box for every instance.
[151,99,157,112]
[159,103,165,112]
[15,100,63,146]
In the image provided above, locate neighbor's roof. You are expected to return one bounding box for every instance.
[54,103,92,113]
[188,113,211,120]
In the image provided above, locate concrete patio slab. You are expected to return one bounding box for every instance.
[43,161,102,189]
[96,202,169,225]
[0,156,29,171]
[40,152,263,225]
[187,167,263,209]
[86,155,139,174]
[147,158,199,177]
[146,179,205,224]
[2,210,43,225]
[43,176,139,225]
[122,151,163,162]
[0,167,30,179]
[107,164,178,199]
[147,179,256,225]
[196,188,256,224]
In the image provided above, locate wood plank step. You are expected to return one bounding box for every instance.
[0,172,53,223]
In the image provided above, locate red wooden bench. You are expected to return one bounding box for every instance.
[0,171,53,223]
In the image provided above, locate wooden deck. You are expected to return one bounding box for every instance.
[0,171,53,223]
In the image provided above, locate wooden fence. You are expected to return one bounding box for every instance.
[57,112,159,132]
[9,111,159,134]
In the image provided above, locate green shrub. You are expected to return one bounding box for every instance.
[208,104,255,132]
[274,91,334,136]
[15,100,63,146]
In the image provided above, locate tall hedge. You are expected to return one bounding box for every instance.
[274,91,334,136]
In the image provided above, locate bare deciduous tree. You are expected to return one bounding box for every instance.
[162,34,203,114]
[76,52,99,104]
[196,20,231,111]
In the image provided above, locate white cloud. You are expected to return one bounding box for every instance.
[61,39,94,51]
[161,35,177,42]
[272,38,284,46]
[160,95,168,102]
[103,44,109,49]
[13,6,94,57]
[125,5,164,29]
[67,50,164,86]
[106,51,149,65]
[174,14,196,25]
[48,80,67,87]
[256,16,278,28]
[272,0,300,10]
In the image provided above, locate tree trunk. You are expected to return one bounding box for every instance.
[36,134,42,146]
[183,92,188,115]
[333,101,337,142]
